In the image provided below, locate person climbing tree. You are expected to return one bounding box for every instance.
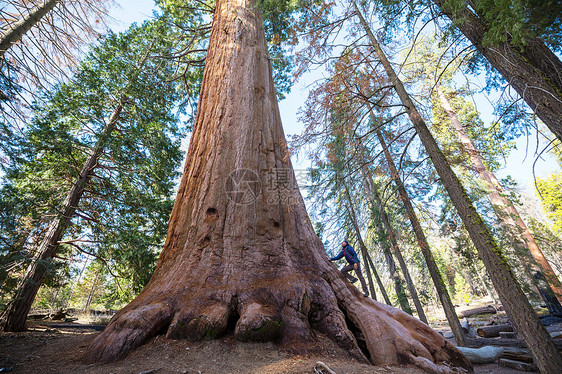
[330,240,369,297]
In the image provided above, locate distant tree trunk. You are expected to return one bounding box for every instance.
[460,268,478,297]
[64,258,89,308]
[343,184,401,307]
[476,269,499,303]
[380,238,413,314]
[354,3,562,371]
[362,168,429,324]
[364,251,391,305]
[83,270,101,312]
[375,121,466,346]
[83,1,471,371]
[432,0,562,142]
[0,0,61,58]
[1,100,123,332]
[360,254,377,301]
[533,271,562,316]
[436,86,562,305]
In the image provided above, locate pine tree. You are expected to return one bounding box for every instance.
[1,18,198,331]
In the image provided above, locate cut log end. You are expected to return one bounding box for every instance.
[476,324,513,338]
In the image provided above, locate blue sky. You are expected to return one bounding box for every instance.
[108,0,560,199]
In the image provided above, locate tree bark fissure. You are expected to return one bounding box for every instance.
[83,1,472,372]
[353,2,562,372]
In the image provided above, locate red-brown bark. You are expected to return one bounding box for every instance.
[83,1,472,372]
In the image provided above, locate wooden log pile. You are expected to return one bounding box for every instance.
[455,304,562,371]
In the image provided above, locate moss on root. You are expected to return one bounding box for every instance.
[237,319,283,342]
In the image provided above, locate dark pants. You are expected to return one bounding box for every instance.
[341,262,369,295]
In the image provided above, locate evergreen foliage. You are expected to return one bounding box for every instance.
[0,16,203,310]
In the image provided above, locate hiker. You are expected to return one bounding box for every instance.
[330,240,369,297]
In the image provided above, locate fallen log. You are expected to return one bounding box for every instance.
[456,346,503,364]
[50,310,66,320]
[27,314,49,320]
[477,324,513,338]
[458,305,497,318]
[467,337,562,350]
[501,347,533,364]
[498,358,538,372]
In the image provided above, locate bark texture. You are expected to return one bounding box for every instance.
[0,0,60,58]
[432,0,562,142]
[353,3,562,372]
[84,1,472,372]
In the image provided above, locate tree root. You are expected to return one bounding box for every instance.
[83,264,472,373]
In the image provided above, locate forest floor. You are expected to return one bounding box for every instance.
[0,319,527,374]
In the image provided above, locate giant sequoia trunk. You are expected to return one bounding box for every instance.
[83,1,471,372]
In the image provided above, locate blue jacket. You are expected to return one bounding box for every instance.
[331,244,360,264]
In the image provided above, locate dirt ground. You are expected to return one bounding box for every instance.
[0,322,528,374]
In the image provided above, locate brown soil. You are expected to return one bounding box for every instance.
[0,322,529,373]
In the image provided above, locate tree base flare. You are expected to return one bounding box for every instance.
[84,261,472,373]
